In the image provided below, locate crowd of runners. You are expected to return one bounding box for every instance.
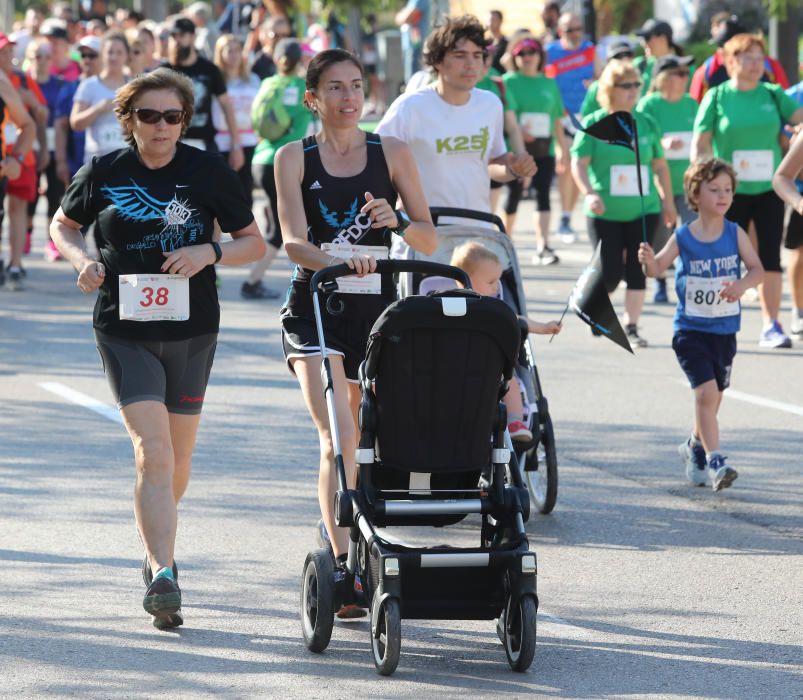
[2,2,802,630]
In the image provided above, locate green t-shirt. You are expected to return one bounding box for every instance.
[252,75,312,166]
[503,72,565,156]
[580,80,601,117]
[571,109,664,221]
[476,67,503,101]
[634,55,654,96]
[637,92,698,194]
[693,80,799,195]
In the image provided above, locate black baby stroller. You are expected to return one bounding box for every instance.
[300,259,538,675]
[397,207,559,514]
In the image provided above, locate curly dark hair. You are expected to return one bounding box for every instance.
[424,15,489,73]
[683,157,737,212]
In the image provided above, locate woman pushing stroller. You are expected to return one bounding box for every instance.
[275,49,436,617]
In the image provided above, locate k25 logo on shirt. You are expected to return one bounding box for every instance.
[435,127,489,160]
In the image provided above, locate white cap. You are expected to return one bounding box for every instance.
[78,36,102,53]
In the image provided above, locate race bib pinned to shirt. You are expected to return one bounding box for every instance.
[663,131,692,160]
[520,112,551,138]
[320,244,388,295]
[119,274,190,321]
[732,149,773,182]
[4,122,19,147]
[685,276,739,318]
[610,165,649,196]
[97,122,127,151]
[282,85,300,106]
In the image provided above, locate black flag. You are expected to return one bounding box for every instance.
[569,110,636,150]
[569,242,633,354]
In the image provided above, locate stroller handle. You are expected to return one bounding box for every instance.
[310,259,471,294]
[429,207,506,233]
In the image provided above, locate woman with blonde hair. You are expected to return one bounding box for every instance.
[212,33,261,211]
[571,59,675,348]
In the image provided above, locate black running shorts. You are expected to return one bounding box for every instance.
[94,330,217,414]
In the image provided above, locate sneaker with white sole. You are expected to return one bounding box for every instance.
[790,316,803,339]
[625,324,648,349]
[535,246,560,266]
[678,439,707,486]
[508,420,533,442]
[759,321,792,349]
[708,454,737,492]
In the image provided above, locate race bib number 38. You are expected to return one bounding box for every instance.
[685,276,739,318]
[119,274,190,321]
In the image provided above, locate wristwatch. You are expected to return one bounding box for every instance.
[392,209,411,236]
[211,241,223,264]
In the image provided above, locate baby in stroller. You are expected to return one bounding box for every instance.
[450,242,562,442]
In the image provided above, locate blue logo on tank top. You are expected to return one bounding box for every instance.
[319,197,374,245]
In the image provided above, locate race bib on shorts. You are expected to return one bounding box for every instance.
[610,165,649,196]
[732,149,773,182]
[282,85,300,106]
[119,274,190,321]
[320,244,388,295]
[685,276,739,318]
[520,112,551,138]
[663,131,692,160]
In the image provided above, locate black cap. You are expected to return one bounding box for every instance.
[712,16,747,47]
[273,38,302,64]
[41,24,69,40]
[635,19,673,40]
[655,54,694,74]
[607,40,634,60]
[170,17,197,35]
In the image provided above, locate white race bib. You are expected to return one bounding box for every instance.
[282,85,300,106]
[663,131,692,161]
[118,274,190,321]
[610,165,649,196]
[732,149,773,182]
[46,126,56,152]
[97,122,126,151]
[4,122,19,147]
[181,138,207,151]
[320,244,388,295]
[520,112,550,138]
[685,276,739,318]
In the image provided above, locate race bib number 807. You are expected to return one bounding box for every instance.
[685,276,739,318]
[119,274,190,321]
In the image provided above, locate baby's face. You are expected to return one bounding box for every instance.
[469,259,503,297]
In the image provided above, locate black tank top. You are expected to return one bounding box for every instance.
[0,92,5,155]
[295,132,397,287]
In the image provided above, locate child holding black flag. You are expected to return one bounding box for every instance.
[638,158,763,491]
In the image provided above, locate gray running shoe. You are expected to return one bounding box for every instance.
[679,439,707,486]
[708,455,738,492]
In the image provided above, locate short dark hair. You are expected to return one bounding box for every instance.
[684,157,737,212]
[115,67,195,146]
[424,15,489,71]
[304,48,363,109]
[490,9,503,22]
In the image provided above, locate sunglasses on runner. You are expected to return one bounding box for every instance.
[132,108,185,125]
[614,81,642,90]
[79,51,99,59]
[672,69,690,77]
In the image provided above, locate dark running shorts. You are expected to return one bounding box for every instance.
[672,330,737,391]
[281,313,374,383]
[785,209,803,250]
[94,330,217,414]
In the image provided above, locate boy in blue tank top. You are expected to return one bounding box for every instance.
[638,158,764,491]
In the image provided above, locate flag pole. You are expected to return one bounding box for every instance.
[549,303,570,343]
[631,115,647,243]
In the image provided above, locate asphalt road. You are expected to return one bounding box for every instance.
[1,194,802,698]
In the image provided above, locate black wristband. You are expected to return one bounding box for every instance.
[211,241,222,264]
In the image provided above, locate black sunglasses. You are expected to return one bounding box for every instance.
[132,108,185,125]
[516,49,539,57]
[79,51,99,59]
[614,81,643,90]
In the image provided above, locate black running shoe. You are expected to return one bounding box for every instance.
[143,569,183,629]
[142,557,179,586]
[334,564,367,619]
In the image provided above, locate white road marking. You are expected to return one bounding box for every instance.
[38,381,123,425]
[674,379,803,417]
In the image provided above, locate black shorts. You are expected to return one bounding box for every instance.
[586,214,659,292]
[281,312,374,383]
[727,191,784,272]
[672,330,737,391]
[785,208,803,250]
[95,330,217,414]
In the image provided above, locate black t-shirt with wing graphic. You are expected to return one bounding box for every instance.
[61,143,253,341]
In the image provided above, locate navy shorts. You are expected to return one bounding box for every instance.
[672,330,737,391]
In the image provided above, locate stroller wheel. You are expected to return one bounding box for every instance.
[370,595,401,676]
[501,594,537,672]
[526,416,558,515]
[300,549,335,653]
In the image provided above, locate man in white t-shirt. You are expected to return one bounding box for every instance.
[377,15,535,222]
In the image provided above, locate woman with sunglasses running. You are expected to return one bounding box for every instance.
[571,59,675,349]
[637,54,698,304]
[51,68,266,630]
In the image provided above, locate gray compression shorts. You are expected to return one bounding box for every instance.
[94,330,217,415]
